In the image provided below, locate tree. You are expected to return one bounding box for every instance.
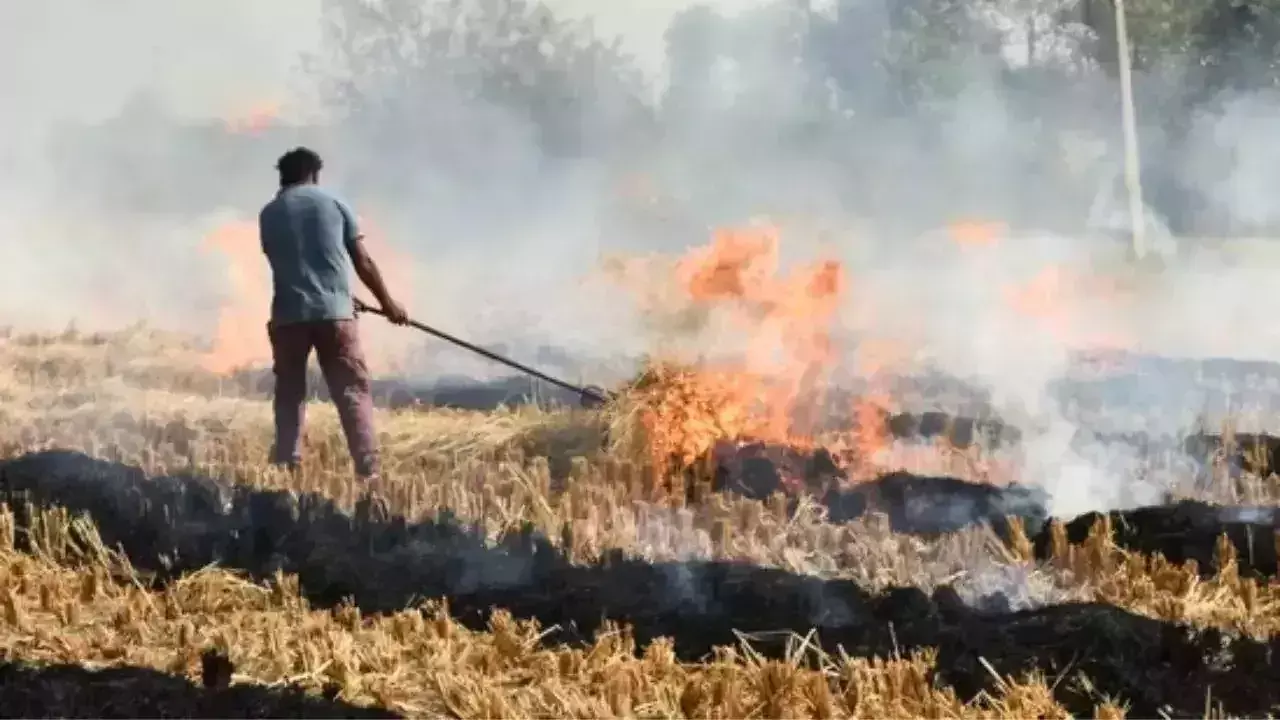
[1072,0,1280,88]
[806,0,1010,113]
[309,0,653,159]
[46,91,312,221]
[299,0,660,236]
[1192,0,1280,98]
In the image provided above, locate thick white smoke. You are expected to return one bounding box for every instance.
[5,0,1280,516]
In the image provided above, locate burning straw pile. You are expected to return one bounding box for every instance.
[603,231,1010,514]
[605,226,889,490]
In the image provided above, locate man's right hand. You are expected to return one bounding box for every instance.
[349,236,408,325]
[381,298,409,325]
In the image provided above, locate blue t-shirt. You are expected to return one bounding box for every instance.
[259,184,361,325]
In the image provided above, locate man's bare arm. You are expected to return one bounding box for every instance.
[350,237,408,324]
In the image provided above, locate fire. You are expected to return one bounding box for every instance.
[1002,264,1134,351]
[850,394,890,466]
[947,220,1006,249]
[616,219,1146,497]
[618,226,961,486]
[676,228,777,301]
[1004,265,1073,337]
[624,225,847,474]
[848,337,909,470]
[202,221,270,374]
[223,102,280,135]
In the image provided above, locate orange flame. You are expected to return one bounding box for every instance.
[223,102,280,135]
[202,221,270,374]
[617,219,1147,492]
[1003,264,1134,351]
[947,220,1006,249]
[848,337,909,471]
[624,225,848,472]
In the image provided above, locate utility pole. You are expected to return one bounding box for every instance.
[1026,0,1037,67]
[1114,0,1147,259]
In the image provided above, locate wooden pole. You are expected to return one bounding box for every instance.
[1114,0,1146,258]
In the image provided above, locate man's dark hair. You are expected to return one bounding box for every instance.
[276,147,323,187]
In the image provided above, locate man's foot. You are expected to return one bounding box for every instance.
[270,459,301,476]
[355,474,390,525]
[358,470,385,494]
[356,493,390,525]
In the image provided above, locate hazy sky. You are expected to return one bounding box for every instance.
[0,0,765,130]
[2,2,320,125]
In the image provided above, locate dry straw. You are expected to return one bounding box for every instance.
[0,326,1275,717]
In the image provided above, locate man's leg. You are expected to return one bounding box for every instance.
[268,321,312,468]
[313,319,379,479]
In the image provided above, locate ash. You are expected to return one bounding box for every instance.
[953,560,1072,613]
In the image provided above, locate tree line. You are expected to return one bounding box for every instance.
[50,0,1280,238]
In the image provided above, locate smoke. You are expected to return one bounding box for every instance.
[0,1,321,332]
[7,0,1280,514]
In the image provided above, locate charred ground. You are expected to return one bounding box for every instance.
[3,450,1280,716]
[705,439,1280,580]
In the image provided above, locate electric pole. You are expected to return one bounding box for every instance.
[1114,0,1147,259]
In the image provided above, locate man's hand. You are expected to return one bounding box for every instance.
[350,238,408,325]
[381,298,409,325]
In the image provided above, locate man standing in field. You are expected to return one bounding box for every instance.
[258,147,408,482]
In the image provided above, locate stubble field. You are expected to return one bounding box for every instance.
[2,323,1280,718]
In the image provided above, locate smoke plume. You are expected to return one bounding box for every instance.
[5,0,1280,515]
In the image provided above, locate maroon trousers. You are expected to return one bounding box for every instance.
[267,319,379,478]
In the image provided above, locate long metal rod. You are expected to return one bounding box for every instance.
[354,299,610,405]
[1114,0,1147,259]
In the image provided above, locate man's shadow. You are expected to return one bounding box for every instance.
[0,652,397,719]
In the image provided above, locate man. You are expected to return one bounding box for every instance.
[258,147,408,482]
